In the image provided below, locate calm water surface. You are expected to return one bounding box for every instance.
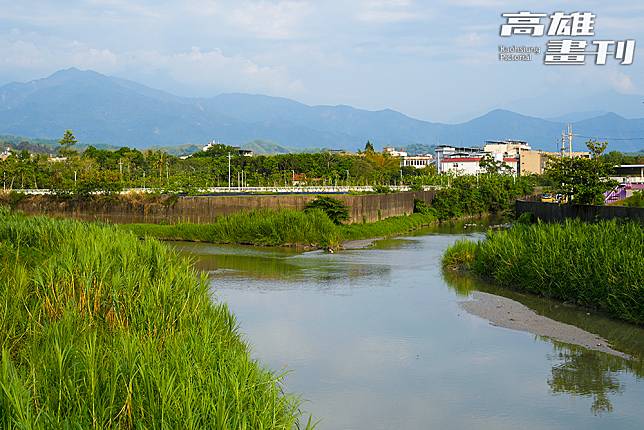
[171,225,644,430]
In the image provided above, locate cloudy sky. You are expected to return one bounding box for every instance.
[0,0,642,122]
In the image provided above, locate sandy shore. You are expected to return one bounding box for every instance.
[460,292,630,359]
[341,238,383,250]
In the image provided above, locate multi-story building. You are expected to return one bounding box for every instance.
[383,147,408,157]
[436,141,589,176]
[385,146,434,169]
[401,155,434,169]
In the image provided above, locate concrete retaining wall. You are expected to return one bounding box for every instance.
[10,191,436,224]
[516,200,644,222]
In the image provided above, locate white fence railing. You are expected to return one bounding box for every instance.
[2,185,442,195]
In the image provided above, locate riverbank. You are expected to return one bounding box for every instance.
[442,220,644,324]
[122,209,439,249]
[460,291,630,359]
[123,208,341,248]
[0,209,305,428]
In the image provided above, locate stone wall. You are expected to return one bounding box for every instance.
[10,191,436,224]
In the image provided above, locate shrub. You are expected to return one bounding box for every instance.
[516,211,535,224]
[372,185,393,194]
[414,198,436,216]
[305,196,350,225]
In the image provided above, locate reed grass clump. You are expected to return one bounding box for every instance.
[0,211,303,428]
[125,209,438,248]
[442,220,644,324]
[441,239,477,271]
[338,213,436,241]
[126,208,340,248]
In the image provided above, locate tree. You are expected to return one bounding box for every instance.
[544,140,617,205]
[59,130,78,157]
[479,154,512,175]
[364,141,375,153]
[305,196,350,224]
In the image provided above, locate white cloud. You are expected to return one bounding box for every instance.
[0,32,303,96]
[138,47,305,95]
[356,0,429,24]
[608,70,635,93]
[229,1,312,40]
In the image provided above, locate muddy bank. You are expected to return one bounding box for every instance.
[460,292,630,359]
[341,238,383,250]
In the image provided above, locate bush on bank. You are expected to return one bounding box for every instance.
[0,210,303,428]
[442,220,644,324]
[431,175,533,220]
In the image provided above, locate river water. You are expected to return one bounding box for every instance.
[171,224,644,430]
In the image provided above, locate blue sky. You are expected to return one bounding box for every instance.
[0,0,642,122]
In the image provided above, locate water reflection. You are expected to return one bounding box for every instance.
[548,342,625,415]
[173,231,644,430]
[443,269,644,415]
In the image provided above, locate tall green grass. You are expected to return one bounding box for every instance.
[338,213,437,241]
[442,220,644,324]
[124,210,437,248]
[0,210,306,428]
[125,208,340,248]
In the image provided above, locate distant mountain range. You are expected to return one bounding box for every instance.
[1,68,643,153]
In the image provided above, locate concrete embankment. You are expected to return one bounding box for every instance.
[6,191,435,225]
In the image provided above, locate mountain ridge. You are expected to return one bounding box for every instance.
[1,68,643,152]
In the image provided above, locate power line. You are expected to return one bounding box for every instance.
[574,134,644,141]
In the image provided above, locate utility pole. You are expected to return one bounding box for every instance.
[228,152,231,189]
[561,129,566,158]
[568,123,573,157]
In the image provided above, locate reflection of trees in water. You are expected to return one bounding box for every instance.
[187,250,392,289]
[443,269,644,415]
[548,342,625,415]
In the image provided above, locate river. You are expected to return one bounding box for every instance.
[171,224,644,430]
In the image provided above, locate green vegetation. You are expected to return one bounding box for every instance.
[442,220,644,324]
[125,209,340,248]
[338,213,436,241]
[544,140,617,205]
[1,132,442,195]
[615,190,644,208]
[122,209,437,248]
[304,196,350,225]
[58,129,78,157]
[430,174,533,220]
[120,174,533,248]
[0,209,306,428]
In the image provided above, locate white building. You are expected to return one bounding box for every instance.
[435,146,483,173]
[0,147,12,161]
[383,147,408,157]
[401,155,434,169]
[436,143,521,176]
[202,141,253,157]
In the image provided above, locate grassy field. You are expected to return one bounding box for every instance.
[442,220,644,324]
[0,209,307,428]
